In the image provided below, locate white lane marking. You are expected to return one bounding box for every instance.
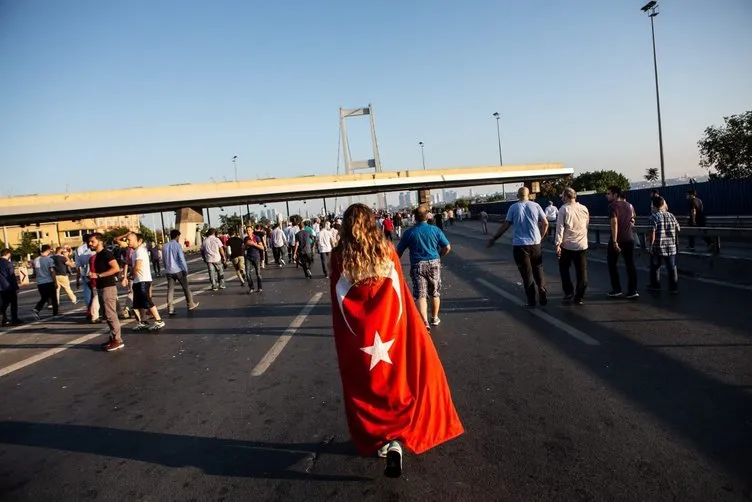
[251,292,324,377]
[0,270,229,378]
[476,278,600,346]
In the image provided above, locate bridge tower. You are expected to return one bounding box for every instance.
[339,104,388,210]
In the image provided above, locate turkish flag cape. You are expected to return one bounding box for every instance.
[329,247,464,456]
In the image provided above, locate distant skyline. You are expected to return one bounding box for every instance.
[2,1,751,201]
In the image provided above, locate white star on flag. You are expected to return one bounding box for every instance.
[360,331,395,371]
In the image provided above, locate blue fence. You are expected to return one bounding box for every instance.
[470,179,752,217]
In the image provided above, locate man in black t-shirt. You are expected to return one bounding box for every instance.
[227,229,246,287]
[293,223,314,279]
[686,189,712,250]
[52,247,78,306]
[87,233,124,352]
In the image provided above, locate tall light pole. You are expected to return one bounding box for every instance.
[232,155,238,181]
[232,155,242,230]
[641,1,666,187]
[418,141,426,170]
[492,112,505,199]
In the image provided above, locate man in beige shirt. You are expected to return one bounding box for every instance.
[554,188,590,305]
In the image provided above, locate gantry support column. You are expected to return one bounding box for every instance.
[176,207,204,248]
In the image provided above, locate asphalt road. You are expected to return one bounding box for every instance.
[0,232,750,502]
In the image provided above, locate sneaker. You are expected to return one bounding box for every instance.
[149,320,166,331]
[211,287,219,291]
[562,294,574,303]
[377,443,390,458]
[1,319,9,327]
[258,289,263,293]
[539,288,548,306]
[607,291,623,298]
[248,288,255,294]
[626,292,640,300]
[384,441,403,478]
[132,322,150,332]
[168,310,176,316]
[104,340,125,352]
[47,304,53,309]
[430,317,441,326]
[31,309,40,320]
[188,302,200,311]
[574,298,584,305]
[219,284,226,290]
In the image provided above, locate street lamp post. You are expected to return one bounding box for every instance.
[232,155,242,230]
[641,1,666,187]
[232,155,238,182]
[418,141,426,170]
[492,112,505,199]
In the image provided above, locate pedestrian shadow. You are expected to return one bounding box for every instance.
[447,253,752,484]
[0,421,368,482]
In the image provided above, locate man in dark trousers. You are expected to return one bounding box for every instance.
[606,186,638,299]
[0,249,22,326]
[686,189,712,251]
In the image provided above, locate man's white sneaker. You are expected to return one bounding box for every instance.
[430,317,441,326]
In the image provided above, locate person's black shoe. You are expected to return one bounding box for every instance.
[384,441,403,478]
[574,298,584,305]
[538,288,548,306]
[625,291,640,300]
[607,291,623,298]
[1,320,9,327]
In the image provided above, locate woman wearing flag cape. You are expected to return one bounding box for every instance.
[329,203,464,478]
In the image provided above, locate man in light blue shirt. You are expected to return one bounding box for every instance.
[162,229,199,316]
[397,206,451,329]
[487,187,549,307]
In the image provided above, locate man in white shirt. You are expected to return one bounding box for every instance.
[124,232,165,331]
[545,201,559,242]
[554,188,590,305]
[201,228,226,291]
[316,221,335,278]
[271,224,287,266]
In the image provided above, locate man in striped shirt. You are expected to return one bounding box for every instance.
[647,196,681,293]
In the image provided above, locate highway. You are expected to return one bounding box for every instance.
[0,226,750,501]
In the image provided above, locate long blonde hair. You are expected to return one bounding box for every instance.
[336,203,393,284]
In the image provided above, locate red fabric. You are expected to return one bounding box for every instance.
[329,247,464,455]
[383,218,395,232]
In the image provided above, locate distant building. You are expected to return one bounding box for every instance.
[1,215,141,250]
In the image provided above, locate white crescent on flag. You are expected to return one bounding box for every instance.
[336,259,402,336]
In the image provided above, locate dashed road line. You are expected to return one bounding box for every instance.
[476,277,601,346]
[251,292,324,377]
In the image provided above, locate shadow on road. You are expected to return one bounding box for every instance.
[0,421,369,482]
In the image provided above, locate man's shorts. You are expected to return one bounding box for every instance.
[410,259,442,298]
[132,282,153,309]
[232,256,245,273]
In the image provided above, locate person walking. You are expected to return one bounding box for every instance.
[148,242,162,277]
[606,186,639,299]
[383,214,395,241]
[226,229,246,287]
[75,235,99,322]
[32,245,58,319]
[393,212,403,238]
[243,225,265,293]
[0,248,22,326]
[317,221,335,278]
[52,247,77,306]
[87,233,124,352]
[271,224,287,266]
[479,210,489,235]
[686,189,712,251]
[284,221,297,264]
[329,203,464,478]
[125,233,166,331]
[163,230,199,315]
[294,222,315,279]
[545,200,559,242]
[201,228,226,291]
[554,188,589,305]
[487,187,549,307]
[396,206,451,328]
[647,196,681,293]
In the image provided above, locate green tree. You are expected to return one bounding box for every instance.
[139,224,156,243]
[572,170,630,194]
[218,214,242,234]
[698,111,752,179]
[102,226,131,244]
[644,167,660,185]
[15,232,40,258]
[538,175,573,197]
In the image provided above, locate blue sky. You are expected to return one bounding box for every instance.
[1,0,750,209]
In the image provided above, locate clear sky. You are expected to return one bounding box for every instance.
[1,0,750,207]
